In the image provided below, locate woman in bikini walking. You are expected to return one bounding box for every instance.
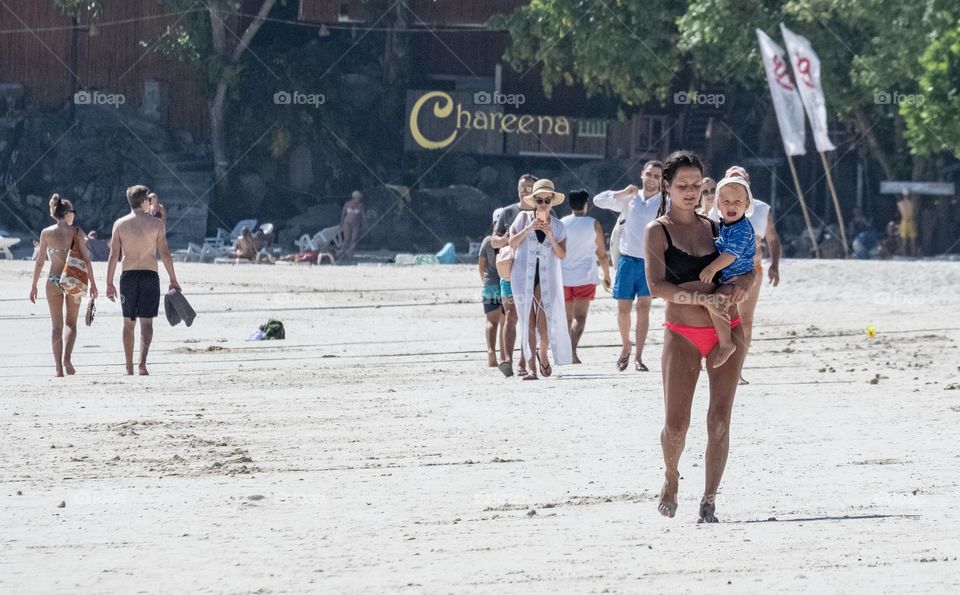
[643,151,754,523]
[338,190,367,261]
[29,194,98,377]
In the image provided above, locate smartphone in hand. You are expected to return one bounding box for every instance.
[537,209,549,223]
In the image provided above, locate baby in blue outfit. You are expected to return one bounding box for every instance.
[699,176,756,367]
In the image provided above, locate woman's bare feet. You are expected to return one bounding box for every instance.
[63,361,76,375]
[617,348,631,371]
[487,351,498,367]
[698,494,718,523]
[55,367,65,378]
[713,343,736,368]
[658,472,679,518]
[538,351,551,377]
[138,364,149,376]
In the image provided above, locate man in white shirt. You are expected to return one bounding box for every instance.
[561,189,611,364]
[593,160,664,372]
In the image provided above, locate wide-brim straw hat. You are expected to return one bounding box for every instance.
[521,179,565,208]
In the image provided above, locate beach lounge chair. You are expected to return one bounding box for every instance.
[0,235,20,260]
[314,225,343,263]
[316,225,343,251]
[204,219,257,250]
[297,225,342,252]
[316,252,336,265]
[295,225,343,262]
[173,242,204,263]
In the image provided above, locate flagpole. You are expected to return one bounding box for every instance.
[818,150,849,257]
[786,155,820,258]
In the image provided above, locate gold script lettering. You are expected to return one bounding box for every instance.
[410,91,457,149]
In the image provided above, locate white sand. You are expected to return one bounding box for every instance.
[1,259,959,593]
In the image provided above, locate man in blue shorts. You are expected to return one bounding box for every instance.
[593,160,664,371]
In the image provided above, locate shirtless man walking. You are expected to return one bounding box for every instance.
[106,185,181,375]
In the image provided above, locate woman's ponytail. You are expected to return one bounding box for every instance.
[49,193,72,219]
[657,181,668,218]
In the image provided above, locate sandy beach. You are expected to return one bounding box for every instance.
[1,258,959,593]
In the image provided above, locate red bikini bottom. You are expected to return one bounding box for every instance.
[664,317,742,358]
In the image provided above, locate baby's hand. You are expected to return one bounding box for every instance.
[698,267,716,284]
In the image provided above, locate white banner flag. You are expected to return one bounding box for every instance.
[780,23,835,152]
[756,29,806,156]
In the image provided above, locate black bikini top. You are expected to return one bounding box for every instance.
[659,218,720,285]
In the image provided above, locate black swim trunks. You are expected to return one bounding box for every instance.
[119,270,161,320]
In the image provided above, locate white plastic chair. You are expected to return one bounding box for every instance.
[204,219,257,249]
[295,233,314,252]
[173,242,204,263]
[316,252,336,265]
[0,236,20,260]
[313,225,343,251]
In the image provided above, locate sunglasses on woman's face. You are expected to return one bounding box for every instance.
[535,199,553,205]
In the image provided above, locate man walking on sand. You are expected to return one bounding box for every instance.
[491,173,537,377]
[106,185,181,375]
[593,160,663,372]
[561,189,611,364]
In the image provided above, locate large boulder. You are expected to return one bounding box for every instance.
[356,184,497,252]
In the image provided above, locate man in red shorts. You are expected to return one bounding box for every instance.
[560,189,611,364]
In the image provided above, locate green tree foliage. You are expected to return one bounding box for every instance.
[54,0,105,19]
[903,20,960,156]
[493,0,960,174]
[489,0,683,105]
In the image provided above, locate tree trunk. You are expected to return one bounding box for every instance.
[68,16,80,120]
[210,79,229,182]
[381,3,408,146]
[205,0,278,185]
[853,108,896,180]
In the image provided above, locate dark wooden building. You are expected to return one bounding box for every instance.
[299,0,674,161]
[0,1,207,134]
